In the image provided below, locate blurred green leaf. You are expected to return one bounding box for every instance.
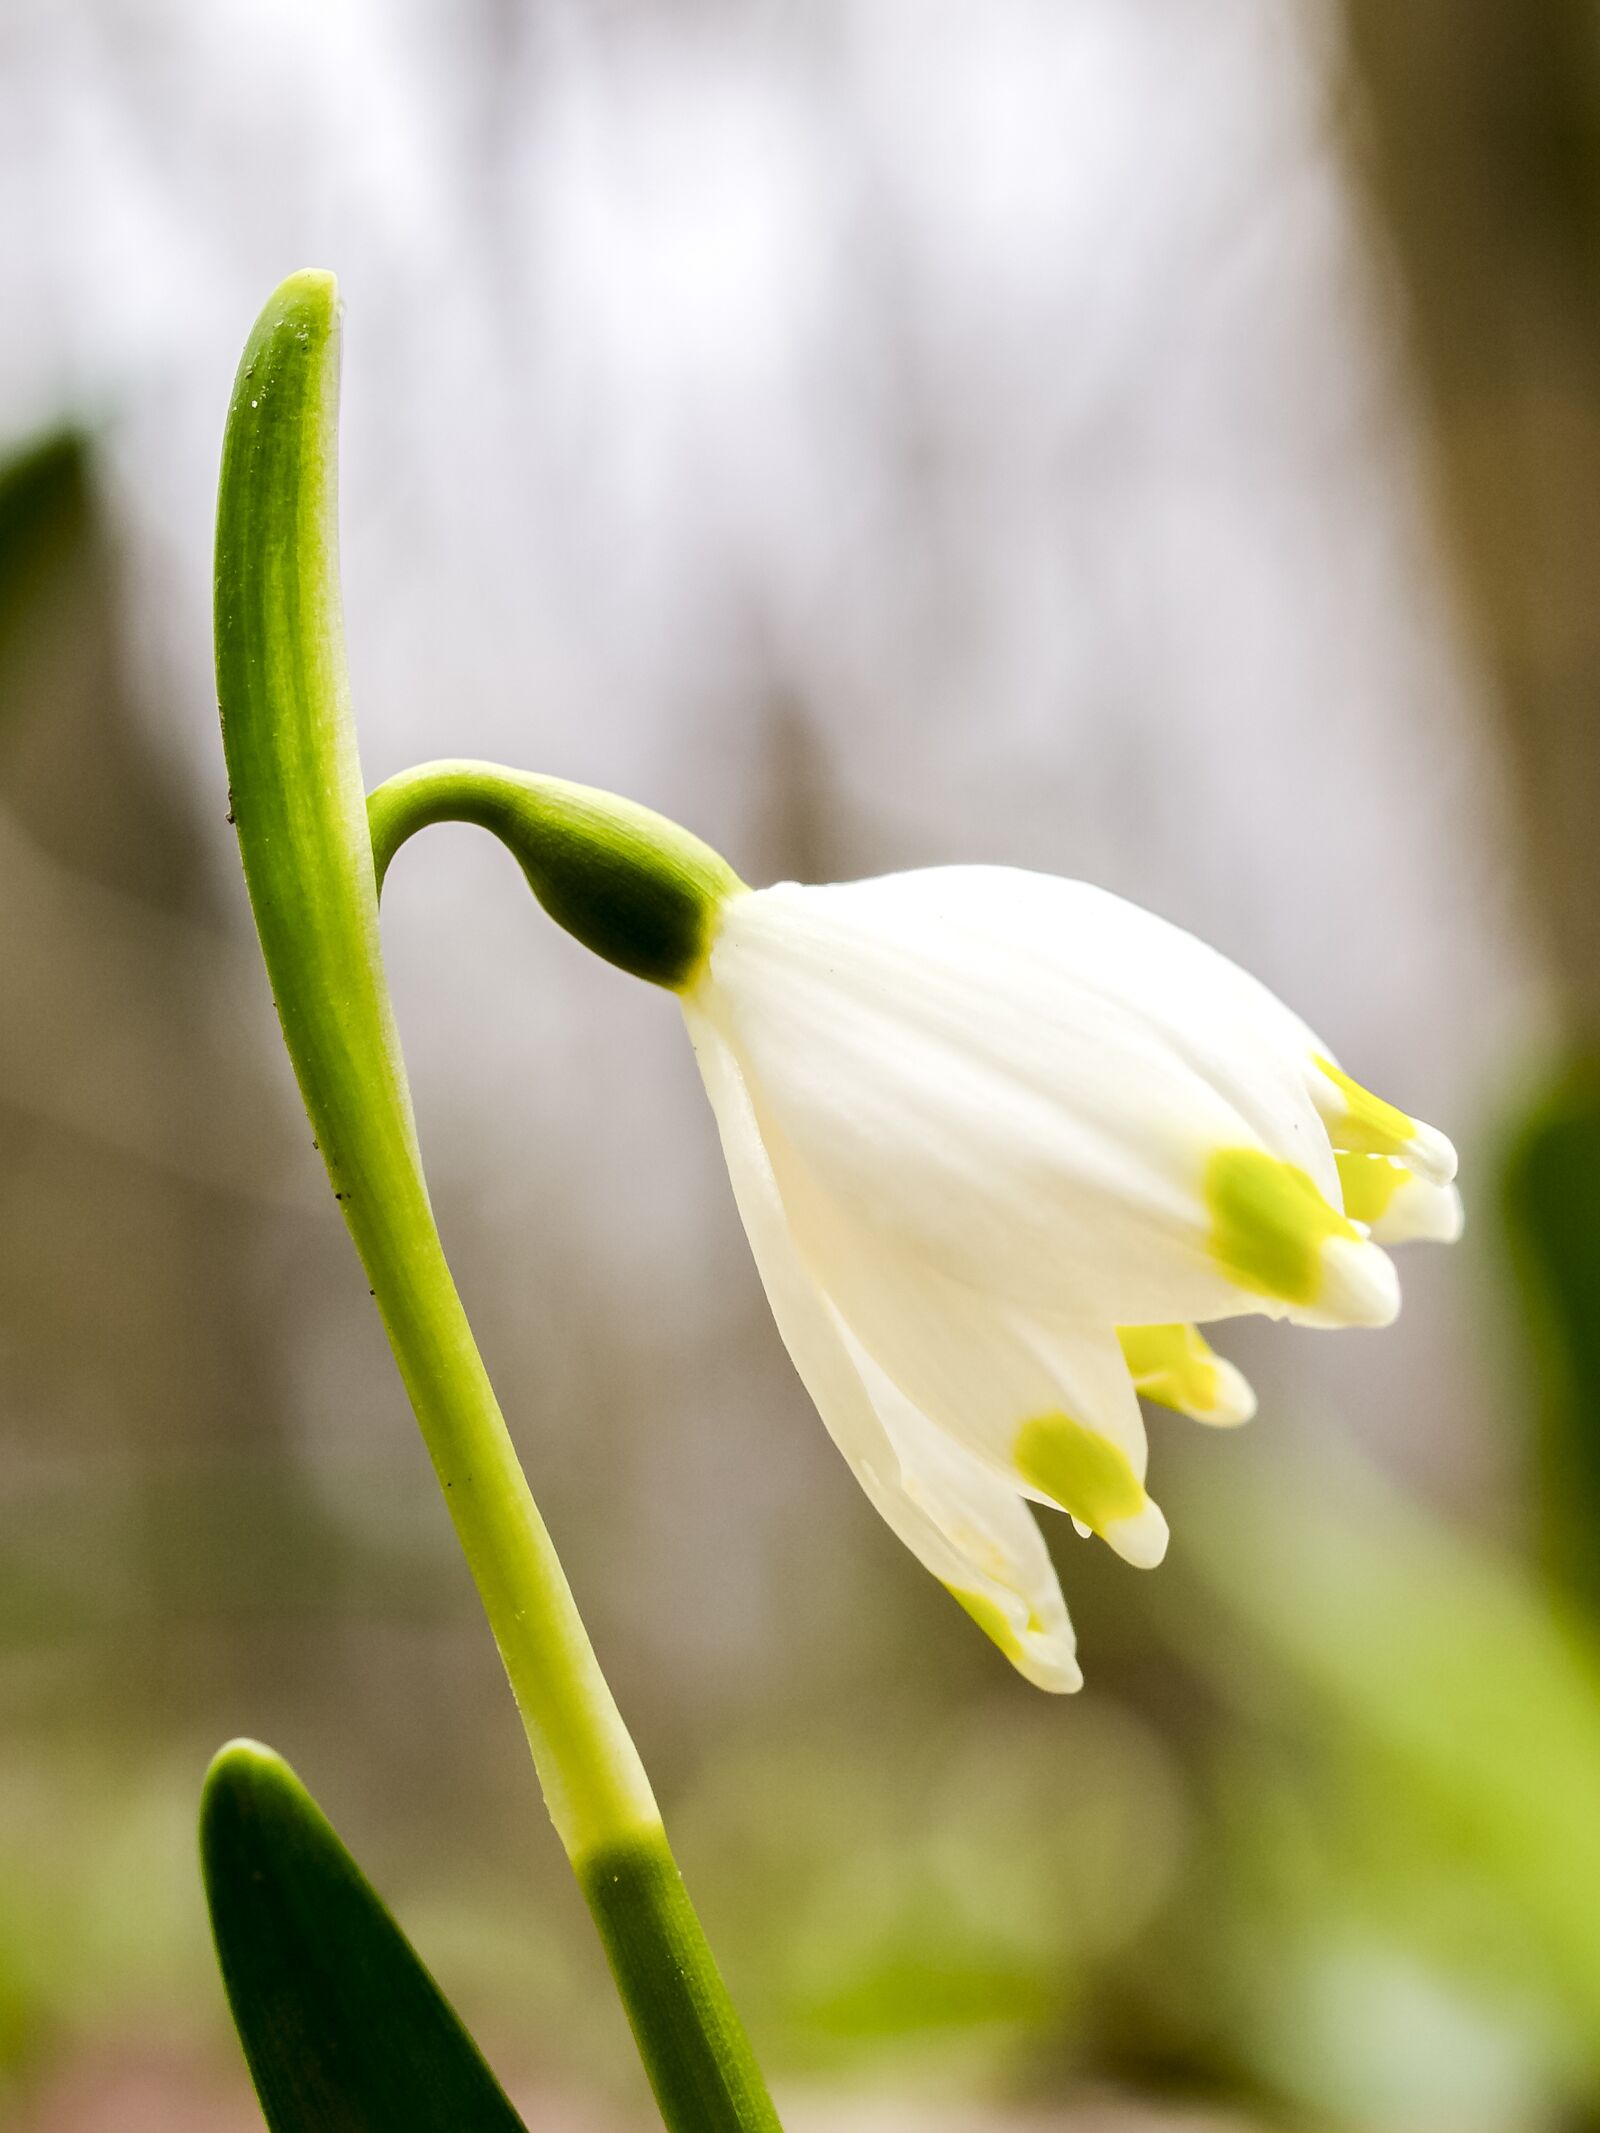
[0,429,89,663]
[1168,1438,1600,2115]
[1502,1056,1600,1611]
[1186,1445,1600,1992]
[201,1740,530,2132]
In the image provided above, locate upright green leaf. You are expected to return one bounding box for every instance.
[201,1740,530,2132]
[1174,1442,1600,2042]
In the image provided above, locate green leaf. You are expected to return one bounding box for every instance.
[201,1740,530,2132]
[1174,1440,1600,2047]
[0,428,89,671]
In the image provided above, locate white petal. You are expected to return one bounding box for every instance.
[702,870,1344,1331]
[741,1105,1168,1568]
[839,1331,1085,1684]
[1196,1354,1257,1425]
[1374,1178,1464,1246]
[1313,1234,1401,1328]
[735,865,1339,1172]
[684,1001,1081,1692]
[1404,1124,1459,1190]
[1309,1054,1457,1187]
[1336,1153,1465,1246]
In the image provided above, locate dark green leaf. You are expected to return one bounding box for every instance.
[201,1739,530,2132]
[0,428,89,672]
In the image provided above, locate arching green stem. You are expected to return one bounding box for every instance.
[368,761,742,991]
[215,269,780,2133]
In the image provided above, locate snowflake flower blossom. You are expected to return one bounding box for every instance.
[683,867,1459,1692]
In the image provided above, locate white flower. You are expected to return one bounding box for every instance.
[682,865,1461,1693]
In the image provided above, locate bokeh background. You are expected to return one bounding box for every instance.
[5,2,1600,2127]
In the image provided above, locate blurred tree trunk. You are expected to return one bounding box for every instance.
[1336,0,1600,1032]
[0,434,337,1727]
[1338,6,1600,1662]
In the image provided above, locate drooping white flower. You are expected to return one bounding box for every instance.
[367,765,1460,1692]
[682,865,1460,1693]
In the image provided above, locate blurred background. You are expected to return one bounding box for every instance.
[5,1,1600,2126]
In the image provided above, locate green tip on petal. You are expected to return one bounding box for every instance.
[947,1585,1033,1663]
[943,1586,1082,1692]
[1336,1151,1411,1226]
[1118,1322,1257,1426]
[1313,1055,1458,1186]
[1013,1412,1166,1566]
[1313,1055,1416,1155]
[1205,1146,1399,1325]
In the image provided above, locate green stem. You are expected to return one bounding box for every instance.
[215,269,780,2132]
[368,760,742,992]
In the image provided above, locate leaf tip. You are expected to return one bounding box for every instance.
[200,1737,304,1868]
[271,266,340,324]
[204,1733,287,1792]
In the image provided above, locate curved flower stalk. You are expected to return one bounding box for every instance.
[370,772,1462,1698]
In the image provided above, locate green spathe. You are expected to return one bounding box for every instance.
[201,1740,528,2133]
[368,762,742,992]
